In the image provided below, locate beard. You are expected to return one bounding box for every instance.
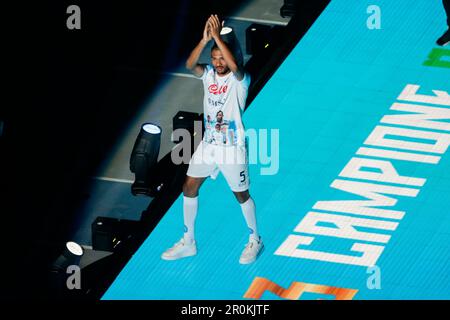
[216,66,230,75]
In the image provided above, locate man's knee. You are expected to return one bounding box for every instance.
[183,177,201,197]
[183,180,195,197]
[234,190,250,204]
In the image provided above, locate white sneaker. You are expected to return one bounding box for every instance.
[161,238,197,260]
[239,237,264,264]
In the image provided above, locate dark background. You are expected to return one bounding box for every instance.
[2,0,330,299]
[2,0,254,299]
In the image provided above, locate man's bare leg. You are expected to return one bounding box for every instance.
[183,176,207,197]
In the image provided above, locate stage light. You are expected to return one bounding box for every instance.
[221,27,233,35]
[66,241,84,256]
[51,241,85,272]
[219,26,244,67]
[142,123,161,134]
[130,123,162,196]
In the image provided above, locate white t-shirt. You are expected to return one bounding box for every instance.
[198,64,251,147]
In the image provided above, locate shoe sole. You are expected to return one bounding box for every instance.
[161,250,197,261]
[239,243,265,265]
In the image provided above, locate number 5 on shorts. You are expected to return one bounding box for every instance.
[240,171,246,183]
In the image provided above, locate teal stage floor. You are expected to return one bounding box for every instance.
[103,0,450,299]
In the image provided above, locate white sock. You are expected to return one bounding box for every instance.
[183,196,198,243]
[240,197,260,241]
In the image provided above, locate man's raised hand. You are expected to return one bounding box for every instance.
[202,19,212,44]
[208,14,223,40]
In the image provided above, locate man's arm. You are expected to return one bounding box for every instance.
[209,14,245,81]
[186,20,212,77]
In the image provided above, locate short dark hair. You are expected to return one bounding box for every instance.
[211,43,219,52]
[211,41,231,52]
[210,41,243,66]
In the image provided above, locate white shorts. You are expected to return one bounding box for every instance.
[187,141,250,192]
